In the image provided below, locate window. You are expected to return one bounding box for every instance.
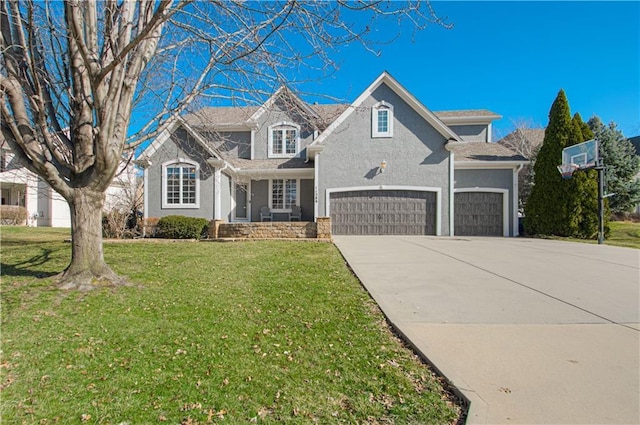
[269,123,299,158]
[372,101,394,138]
[270,179,298,211]
[162,160,199,208]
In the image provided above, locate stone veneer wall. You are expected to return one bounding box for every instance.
[209,218,332,240]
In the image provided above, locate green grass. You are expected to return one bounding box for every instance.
[537,221,640,249]
[606,221,640,249]
[0,227,460,424]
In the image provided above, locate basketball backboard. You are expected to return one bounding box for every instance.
[561,139,598,169]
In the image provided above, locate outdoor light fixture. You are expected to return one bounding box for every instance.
[380,160,387,173]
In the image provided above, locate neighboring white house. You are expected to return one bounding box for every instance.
[0,143,138,227]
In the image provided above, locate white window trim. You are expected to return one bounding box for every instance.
[161,159,200,209]
[372,101,394,138]
[268,121,300,158]
[269,178,300,213]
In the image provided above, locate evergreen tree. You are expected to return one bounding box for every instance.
[567,113,599,238]
[524,90,573,235]
[589,116,640,213]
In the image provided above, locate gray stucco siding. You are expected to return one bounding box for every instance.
[299,179,314,221]
[317,83,451,235]
[146,129,215,220]
[449,124,488,142]
[454,168,515,235]
[250,180,269,220]
[204,131,251,159]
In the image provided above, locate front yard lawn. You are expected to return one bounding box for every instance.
[606,221,640,249]
[0,227,461,424]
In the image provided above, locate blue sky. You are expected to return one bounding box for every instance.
[300,1,639,140]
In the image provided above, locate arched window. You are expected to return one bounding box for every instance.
[372,101,394,138]
[268,122,300,158]
[162,159,199,208]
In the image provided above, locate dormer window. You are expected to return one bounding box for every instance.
[372,101,394,138]
[269,122,299,158]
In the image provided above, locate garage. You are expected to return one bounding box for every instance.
[454,191,505,236]
[330,190,436,235]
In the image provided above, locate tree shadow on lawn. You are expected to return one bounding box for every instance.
[1,248,60,278]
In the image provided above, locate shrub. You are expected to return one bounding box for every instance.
[0,205,28,225]
[156,215,209,239]
[102,210,140,239]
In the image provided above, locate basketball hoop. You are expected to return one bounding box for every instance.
[557,163,579,179]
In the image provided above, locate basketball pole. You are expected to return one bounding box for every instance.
[596,159,605,245]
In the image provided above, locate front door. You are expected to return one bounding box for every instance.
[235,183,248,220]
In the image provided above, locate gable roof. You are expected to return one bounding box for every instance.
[179,100,349,134]
[307,71,462,158]
[249,86,321,125]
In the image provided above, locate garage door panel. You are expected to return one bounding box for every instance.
[330,190,436,235]
[455,192,503,236]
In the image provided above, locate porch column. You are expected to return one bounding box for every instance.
[214,168,222,220]
[449,151,455,237]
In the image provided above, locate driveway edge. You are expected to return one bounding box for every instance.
[392,323,488,425]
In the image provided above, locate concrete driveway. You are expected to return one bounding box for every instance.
[333,236,640,425]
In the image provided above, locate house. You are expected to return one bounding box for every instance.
[0,143,70,226]
[0,142,138,227]
[138,72,527,236]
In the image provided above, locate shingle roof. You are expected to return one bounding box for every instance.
[182,104,501,133]
[178,103,512,170]
[449,142,528,162]
[182,106,258,128]
[224,157,313,170]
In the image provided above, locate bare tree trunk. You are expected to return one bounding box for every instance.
[57,189,128,291]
